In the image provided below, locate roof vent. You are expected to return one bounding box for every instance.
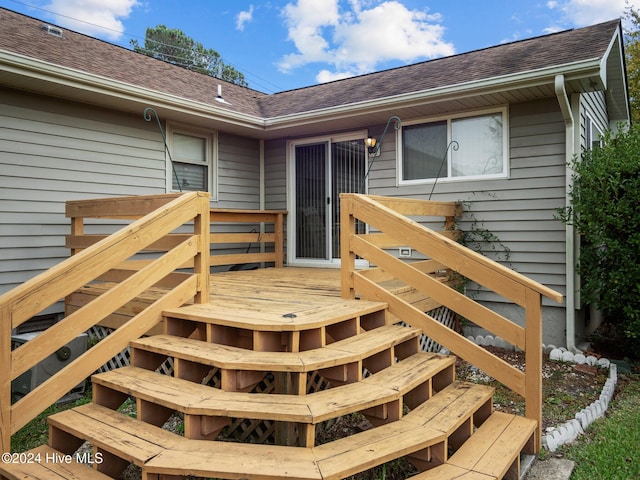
[215,84,230,104]
[41,24,63,38]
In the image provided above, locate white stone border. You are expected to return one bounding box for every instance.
[460,336,617,453]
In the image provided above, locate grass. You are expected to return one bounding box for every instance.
[10,391,92,453]
[559,371,640,480]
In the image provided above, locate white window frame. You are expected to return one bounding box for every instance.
[166,123,218,199]
[398,107,509,186]
[585,115,603,150]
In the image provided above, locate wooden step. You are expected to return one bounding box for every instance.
[47,403,321,480]
[144,442,321,480]
[142,382,494,480]
[411,411,537,480]
[0,445,112,480]
[44,383,493,480]
[47,403,180,478]
[130,324,422,392]
[313,381,495,478]
[91,352,455,444]
[162,298,388,352]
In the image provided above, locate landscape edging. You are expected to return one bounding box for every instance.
[457,335,617,452]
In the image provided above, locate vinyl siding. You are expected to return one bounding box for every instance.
[216,132,260,209]
[367,97,568,343]
[0,90,166,298]
[264,139,287,210]
[1,92,270,293]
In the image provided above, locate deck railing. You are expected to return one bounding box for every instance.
[67,207,286,270]
[210,208,286,269]
[0,192,210,452]
[339,193,563,452]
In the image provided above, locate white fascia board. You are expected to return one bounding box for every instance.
[0,50,266,131]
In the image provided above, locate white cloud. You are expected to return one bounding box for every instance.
[42,0,139,40]
[236,5,254,31]
[278,0,454,83]
[547,0,640,27]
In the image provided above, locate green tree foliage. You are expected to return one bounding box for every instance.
[131,25,248,87]
[557,124,640,357]
[624,6,640,122]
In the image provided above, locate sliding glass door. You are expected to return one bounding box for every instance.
[293,137,366,264]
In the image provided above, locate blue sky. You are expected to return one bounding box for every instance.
[1,0,637,93]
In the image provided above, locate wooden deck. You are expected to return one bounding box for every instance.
[69,267,378,336]
[1,193,562,478]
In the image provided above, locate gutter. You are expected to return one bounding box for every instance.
[264,59,604,130]
[555,74,576,351]
[0,50,267,131]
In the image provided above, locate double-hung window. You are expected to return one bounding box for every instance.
[167,125,216,195]
[400,109,507,183]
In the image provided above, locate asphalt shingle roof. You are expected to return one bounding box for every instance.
[0,8,620,120]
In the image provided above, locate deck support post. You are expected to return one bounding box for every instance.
[524,289,543,453]
[340,194,356,300]
[0,305,10,453]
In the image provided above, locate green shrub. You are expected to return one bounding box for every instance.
[557,124,640,357]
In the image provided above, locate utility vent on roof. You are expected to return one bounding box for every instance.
[41,24,63,37]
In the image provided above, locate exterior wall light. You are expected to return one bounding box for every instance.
[362,116,402,189]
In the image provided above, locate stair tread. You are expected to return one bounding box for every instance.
[144,383,495,480]
[46,383,502,480]
[162,298,387,331]
[145,442,322,480]
[0,445,112,480]
[313,382,493,478]
[406,381,494,433]
[131,323,421,372]
[411,464,496,480]
[447,411,537,477]
[93,352,453,424]
[48,403,180,465]
[311,353,456,422]
[93,366,314,422]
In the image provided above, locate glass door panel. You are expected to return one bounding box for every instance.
[295,143,328,259]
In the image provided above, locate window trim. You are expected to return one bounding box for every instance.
[584,115,603,150]
[398,107,509,186]
[166,122,218,199]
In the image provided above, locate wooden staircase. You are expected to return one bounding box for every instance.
[1,297,536,480]
[1,193,564,480]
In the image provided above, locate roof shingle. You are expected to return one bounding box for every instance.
[0,8,620,120]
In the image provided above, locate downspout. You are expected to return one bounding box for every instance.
[555,74,576,351]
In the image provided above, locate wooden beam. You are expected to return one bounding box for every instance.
[0,303,10,452]
[524,289,543,453]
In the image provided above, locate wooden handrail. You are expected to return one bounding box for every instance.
[0,192,210,452]
[340,193,563,453]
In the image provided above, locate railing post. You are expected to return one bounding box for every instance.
[194,193,211,304]
[524,288,543,453]
[1,304,11,453]
[275,212,284,268]
[69,215,84,256]
[340,194,356,299]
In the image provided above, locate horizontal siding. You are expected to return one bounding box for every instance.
[0,90,167,296]
[264,139,287,210]
[370,97,568,308]
[217,132,260,209]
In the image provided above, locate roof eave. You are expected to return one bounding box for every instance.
[0,50,268,133]
[263,58,606,130]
